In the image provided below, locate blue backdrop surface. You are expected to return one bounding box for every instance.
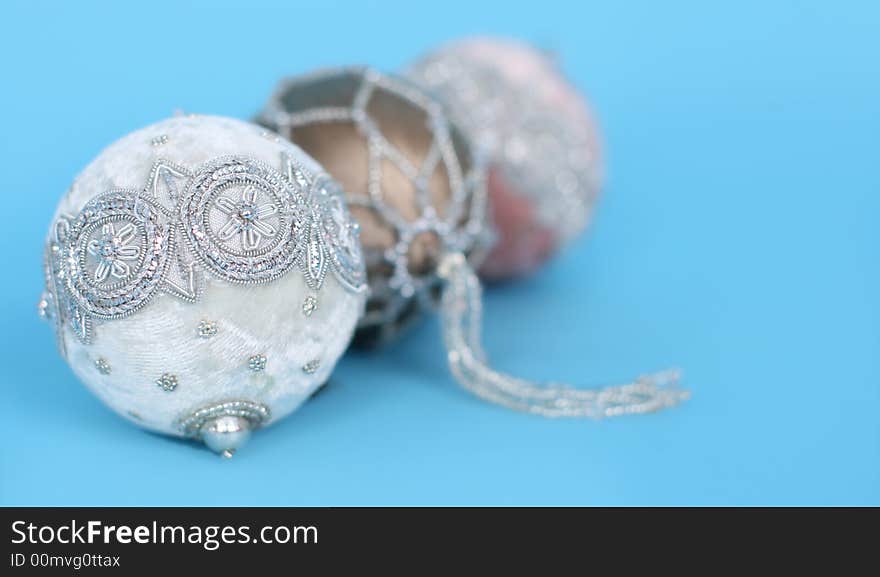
[1,0,877,505]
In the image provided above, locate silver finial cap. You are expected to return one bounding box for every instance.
[200,415,251,458]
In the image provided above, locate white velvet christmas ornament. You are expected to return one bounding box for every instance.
[39,115,367,456]
[406,37,604,280]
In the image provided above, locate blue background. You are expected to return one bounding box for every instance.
[1,0,877,506]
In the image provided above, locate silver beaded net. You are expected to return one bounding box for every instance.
[258,68,490,345]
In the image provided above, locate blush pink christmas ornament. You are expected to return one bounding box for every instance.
[406,37,604,280]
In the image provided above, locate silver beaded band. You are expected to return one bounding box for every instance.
[178,400,271,438]
[41,153,367,346]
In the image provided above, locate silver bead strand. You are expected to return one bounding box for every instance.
[438,252,690,418]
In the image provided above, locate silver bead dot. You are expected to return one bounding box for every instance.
[95,358,111,375]
[37,298,50,320]
[302,359,320,374]
[249,354,267,372]
[197,319,218,338]
[302,295,318,317]
[150,134,169,147]
[156,373,178,392]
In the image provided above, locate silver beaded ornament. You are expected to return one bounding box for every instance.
[259,69,688,419]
